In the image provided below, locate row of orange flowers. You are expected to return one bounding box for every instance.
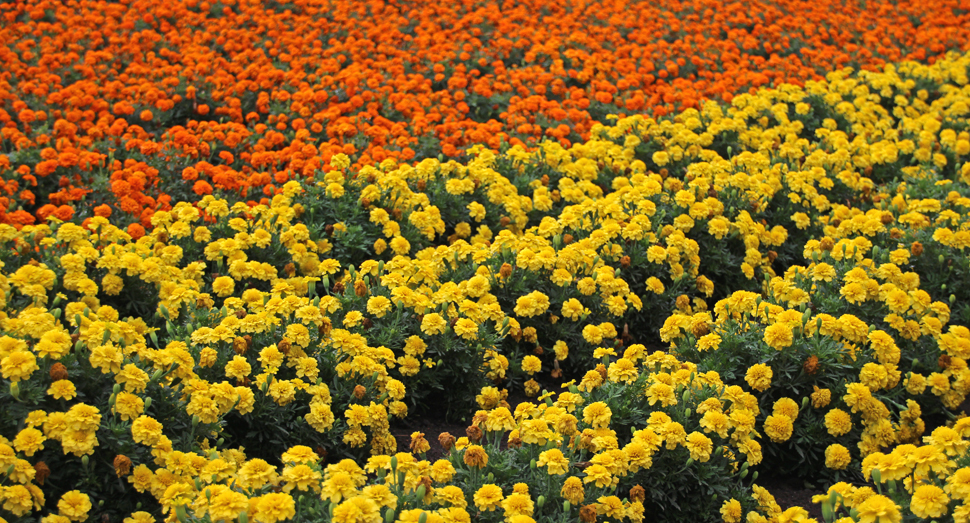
[1,0,970,226]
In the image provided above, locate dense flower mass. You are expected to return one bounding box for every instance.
[2,0,970,521]
[1,0,970,228]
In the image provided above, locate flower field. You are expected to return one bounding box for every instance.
[3,1,970,522]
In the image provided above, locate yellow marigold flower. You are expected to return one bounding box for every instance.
[366,296,392,318]
[720,498,742,523]
[254,492,295,523]
[131,415,164,446]
[36,330,72,359]
[561,298,588,321]
[824,444,851,470]
[48,379,77,400]
[909,485,948,519]
[2,350,39,382]
[772,397,799,421]
[697,333,721,351]
[645,276,665,294]
[763,415,793,443]
[561,476,585,505]
[58,491,92,522]
[13,427,45,457]
[582,402,612,429]
[474,484,503,511]
[521,355,542,375]
[607,358,638,383]
[454,318,479,340]
[763,323,793,350]
[553,340,569,360]
[212,276,235,297]
[583,464,612,488]
[582,324,603,345]
[685,432,713,462]
[421,313,447,335]
[646,382,676,407]
[853,494,901,523]
[537,448,569,475]
[811,386,831,409]
[389,236,410,255]
[4,484,34,517]
[745,363,772,392]
[822,410,855,440]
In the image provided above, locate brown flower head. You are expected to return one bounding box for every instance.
[34,462,51,485]
[466,424,483,443]
[803,355,820,375]
[50,362,68,381]
[114,454,133,477]
[438,432,456,452]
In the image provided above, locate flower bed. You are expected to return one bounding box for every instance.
[2,1,970,522]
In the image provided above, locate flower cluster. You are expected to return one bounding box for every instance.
[2,19,970,522]
[2,0,970,227]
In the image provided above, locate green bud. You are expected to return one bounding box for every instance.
[871,468,881,484]
[192,415,200,427]
[530,459,537,469]
[684,408,691,417]
[194,478,203,490]
[151,369,164,382]
[801,396,809,411]
[9,382,19,400]
[751,471,758,482]
[82,455,90,467]
[390,455,398,474]
[418,512,427,523]
[238,511,248,523]
[144,397,152,410]
[113,383,121,394]
[416,485,426,500]
[537,496,546,509]
[385,508,395,523]
[564,501,571,512]
[487,472,494,483]
[108,393,117,407]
